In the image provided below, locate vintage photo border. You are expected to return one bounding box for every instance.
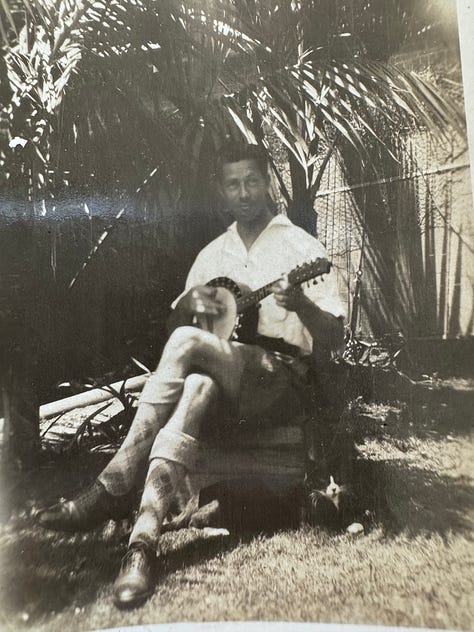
[1,1,472,631]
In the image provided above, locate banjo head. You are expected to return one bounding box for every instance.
[206,276,243,297]
[212,286,238,339]
[201,276,256,341]
[196,281,238,339]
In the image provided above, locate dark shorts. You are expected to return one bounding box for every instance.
[201,345,311,441]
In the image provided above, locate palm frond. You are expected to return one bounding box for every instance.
[0,0,18,42]
[1,0,466,213]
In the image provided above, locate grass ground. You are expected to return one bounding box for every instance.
[1,381,473,632]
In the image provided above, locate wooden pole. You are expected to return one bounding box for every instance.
[39,374,150,419]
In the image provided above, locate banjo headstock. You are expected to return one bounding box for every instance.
[288,257,332,286]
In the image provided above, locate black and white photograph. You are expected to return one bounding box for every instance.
[0,0,473,631]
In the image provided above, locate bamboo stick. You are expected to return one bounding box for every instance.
[39,374,150,419]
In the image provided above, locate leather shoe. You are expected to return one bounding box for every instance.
[113,544,155,609]
[36,480,133,532]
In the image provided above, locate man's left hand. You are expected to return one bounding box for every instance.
[271,274,306,312]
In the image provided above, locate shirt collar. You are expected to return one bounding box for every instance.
[227,213,293,235]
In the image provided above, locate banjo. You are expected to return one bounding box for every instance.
[193,257,332,342]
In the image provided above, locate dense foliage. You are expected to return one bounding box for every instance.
[0,0,465,232]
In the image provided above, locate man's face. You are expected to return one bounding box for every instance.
[219,159,270,226]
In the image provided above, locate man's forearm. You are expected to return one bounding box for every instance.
[295,294,344,351]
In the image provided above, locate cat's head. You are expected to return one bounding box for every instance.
[325,475,343,498]
[307,474,354,527]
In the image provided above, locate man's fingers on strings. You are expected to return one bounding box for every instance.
[272,280,302,297]
[272,280,304,311]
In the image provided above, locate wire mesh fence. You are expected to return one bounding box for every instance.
[315,129,473,339]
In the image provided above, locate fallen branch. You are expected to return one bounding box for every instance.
[39,374,150,419]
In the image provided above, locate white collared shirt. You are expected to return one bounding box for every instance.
[172,214,345,353]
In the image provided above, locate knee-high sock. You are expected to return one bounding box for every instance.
[98,323,210,497]
[128,458,185,550]
[98,377,184,496]
[128,427,200,548]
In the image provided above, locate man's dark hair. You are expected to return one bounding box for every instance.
[215,142,269,180]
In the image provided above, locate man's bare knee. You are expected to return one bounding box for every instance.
[158,327,204,367]
[164,373,218,436]
[184,373,219,400]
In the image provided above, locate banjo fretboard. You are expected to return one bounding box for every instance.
[235,257,331,314]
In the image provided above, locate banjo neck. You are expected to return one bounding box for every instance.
[235,281,276,313]
[235,257,332,314]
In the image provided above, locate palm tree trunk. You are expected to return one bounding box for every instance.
[287,156,317,236]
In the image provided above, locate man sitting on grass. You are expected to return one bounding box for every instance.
[37,142,345,609]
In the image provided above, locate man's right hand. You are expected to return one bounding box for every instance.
[167,286,224,335]
[180,286,223,317]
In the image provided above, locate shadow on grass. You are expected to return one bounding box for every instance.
[0,519,244,624]
[0,527,120,621]
[328,381,474,538]
[158,530,241,579]
[379,461,473,537]
[2,449,111,525]
[343,392,474,447]
[348,456,474,538]
[308,394,474,539]
[410,397,474,441]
